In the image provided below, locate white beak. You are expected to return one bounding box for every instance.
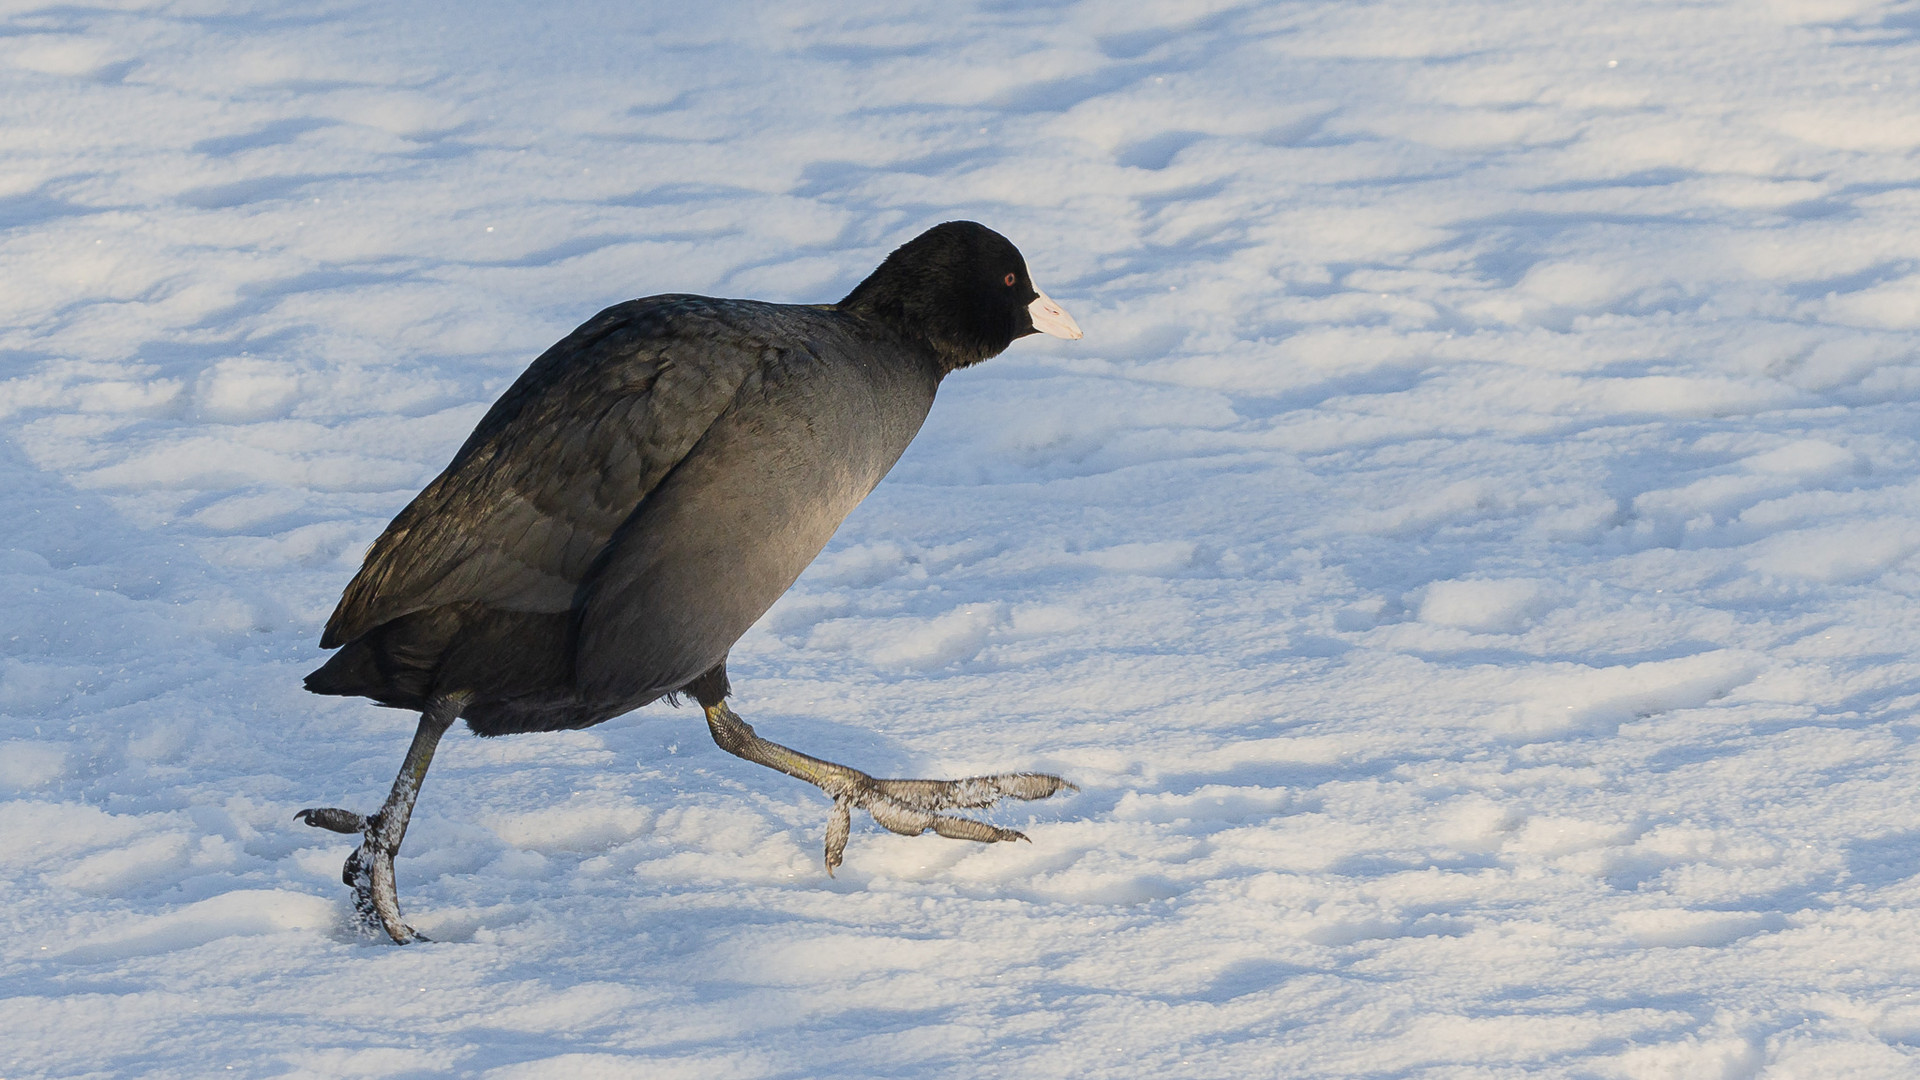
[1027,287,1083,340]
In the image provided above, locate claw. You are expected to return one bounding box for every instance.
[296,807,367,834]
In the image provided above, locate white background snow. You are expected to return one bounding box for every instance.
[5,0,1920,1076]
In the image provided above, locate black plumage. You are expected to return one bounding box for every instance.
[298,221,1083,942]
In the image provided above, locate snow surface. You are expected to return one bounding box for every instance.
[6,0,1920,1076]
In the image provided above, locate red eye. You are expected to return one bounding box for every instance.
[1003,273,1017,287]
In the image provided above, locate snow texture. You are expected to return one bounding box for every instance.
[5,0,1920,1076]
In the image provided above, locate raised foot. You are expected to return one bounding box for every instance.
[824,771,1076,875]
[700,702,1075,876]
[296,807,426,945]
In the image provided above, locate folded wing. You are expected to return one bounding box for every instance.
[320,296,772,650]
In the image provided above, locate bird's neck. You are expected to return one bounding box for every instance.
[832,296,1002,375]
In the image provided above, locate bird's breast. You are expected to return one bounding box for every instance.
[573,344,941,703]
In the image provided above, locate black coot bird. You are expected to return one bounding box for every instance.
[297,221,1084,943]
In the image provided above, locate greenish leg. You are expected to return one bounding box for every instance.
[702,702,1073,874]
[298,692,469,944]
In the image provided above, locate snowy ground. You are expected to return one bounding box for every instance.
[6,0,1920,1076]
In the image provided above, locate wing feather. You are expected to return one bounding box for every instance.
[320,296,771,649]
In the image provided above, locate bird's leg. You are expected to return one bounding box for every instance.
[702,702,1073,874]
[297,692,468,944]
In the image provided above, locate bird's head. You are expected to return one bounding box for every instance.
[839,221,1082,371]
